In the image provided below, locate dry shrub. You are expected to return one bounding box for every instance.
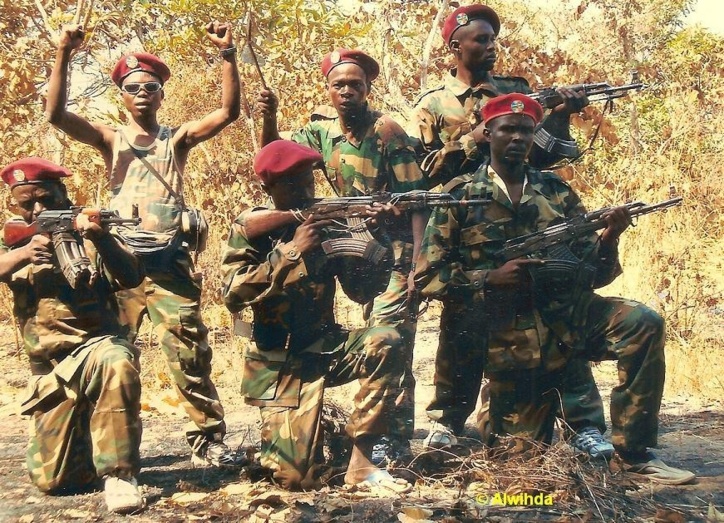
[441,438,670,522]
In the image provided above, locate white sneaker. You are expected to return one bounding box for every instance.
[104,476,145,514]
[423,422,458,449]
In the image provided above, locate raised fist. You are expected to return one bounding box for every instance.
[58,24,85,50]
[206,21,234,50]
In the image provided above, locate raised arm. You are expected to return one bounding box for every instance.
[174,21,241,151]
[45,25,115,164]
[258,88,282,146]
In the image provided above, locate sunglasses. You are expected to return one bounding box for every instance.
[121,81,163,94]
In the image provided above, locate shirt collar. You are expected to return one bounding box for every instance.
[445,69,499,97]
[487,164,529,204]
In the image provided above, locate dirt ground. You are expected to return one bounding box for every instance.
[0,312,722,523]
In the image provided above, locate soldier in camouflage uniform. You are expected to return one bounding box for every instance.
[415,94,695,485]
[221,140,411,492]
[407,4,608,455]
[258,49,426,461]
[0,158,146,513]
[46,23,242,466]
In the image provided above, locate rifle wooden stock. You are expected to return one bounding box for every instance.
[242,210,298,240]
[3,208,141,248]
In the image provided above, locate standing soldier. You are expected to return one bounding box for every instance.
[409,4,609,457]
[45,22,242,467]
[257,49,426,464]
[414,93,695,485]
[221,140,411,493]
[0,158,146,513]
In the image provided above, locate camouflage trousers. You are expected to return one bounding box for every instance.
[116,251,225,448]
[366,267,418,440]
[23,336,142,493]
[427,303,605,435]
[258,326,403,490]
[477,296,665,454]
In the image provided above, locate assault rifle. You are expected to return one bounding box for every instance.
[494,197,682,262]
[530,72,646,109]
[3,207,141,248]
[244,190,488,263]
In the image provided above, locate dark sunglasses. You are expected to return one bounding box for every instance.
[121,81,163,94]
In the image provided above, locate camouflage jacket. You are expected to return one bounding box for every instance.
[408,71,532,188]
[292,104,426,259]
[0,231,136,370]
[221,208,387,407]
[414,164,622,372]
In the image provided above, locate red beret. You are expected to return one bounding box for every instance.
[254,140,324,185]
[111,53,171,87]
[442,5,501,44]
[481,93,544,125]
[1,157,71,188]
[321,49,380,82]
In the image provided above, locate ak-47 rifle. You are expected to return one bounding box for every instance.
[3,207,141,248]
[244,190,488,264]
[3,207,141,289]
[494,197,682,263]
[529,71,647,109]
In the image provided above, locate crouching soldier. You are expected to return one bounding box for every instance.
[0,158,146,513]
[221,141,412,493]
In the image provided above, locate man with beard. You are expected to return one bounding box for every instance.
[408,5,608,458]
[257,49,426,466]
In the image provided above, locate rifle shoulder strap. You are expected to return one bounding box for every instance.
[441,173,474,193]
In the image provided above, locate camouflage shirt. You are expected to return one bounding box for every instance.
[221,208,387,407]
[407,71,532,188]
[109,125,184,244]
[291,104,426,255]
[0,231,134,367]
[414,164,622,372]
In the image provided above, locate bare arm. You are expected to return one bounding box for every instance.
[175,22,241,151]
[45,25,115,165]
[258,88,281,146]
[76,215,144,289]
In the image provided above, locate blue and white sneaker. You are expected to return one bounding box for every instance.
[569,427,615,459]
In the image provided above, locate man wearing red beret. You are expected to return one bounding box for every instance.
[414,94,695,485]
[409,5,608,458]
[0,158,147,512]
[409,4,587,187]
[257,49,427,465]
[46,22,242,468]
[221,140,411,493]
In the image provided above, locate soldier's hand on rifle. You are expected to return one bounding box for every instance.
[292,215,330,254]
[206,21,234,50]
[365,202,401,226]
[600,205,631,246]
[258,89,279,119]
[23,235,53,265]
[58,24,85,50]
[551,86,590,116]
[75,212,107,242]
[485,258,545,288]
